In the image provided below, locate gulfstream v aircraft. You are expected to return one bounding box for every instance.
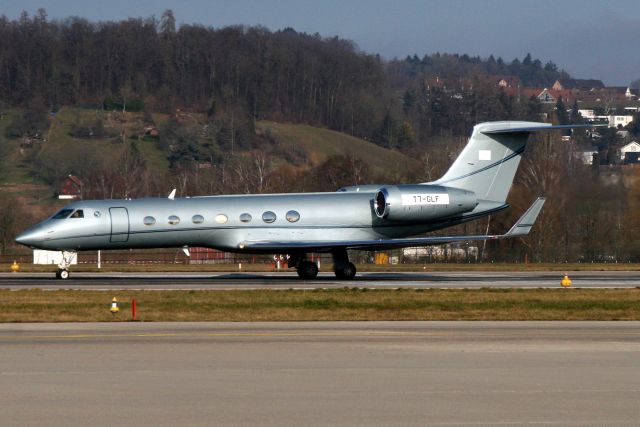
[16,121,577,280]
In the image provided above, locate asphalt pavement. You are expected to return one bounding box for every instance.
[0,270,639,289]
[1,321,639,426]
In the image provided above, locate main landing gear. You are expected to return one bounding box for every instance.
[331,248,356,280]
[289,254,320,280]
[289,249,357,280]
[55,251,77,280]
[296,260,319,280]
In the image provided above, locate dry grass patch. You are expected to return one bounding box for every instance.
[1,288,639,322]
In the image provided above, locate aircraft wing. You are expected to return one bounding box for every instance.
[243,197,546,252]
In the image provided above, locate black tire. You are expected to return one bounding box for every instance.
[297,261,319,279]
[334,262,356,280]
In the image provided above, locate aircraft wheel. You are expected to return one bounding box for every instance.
[334,262,356,280]
[297,261,319,279]
[57,269,70,280]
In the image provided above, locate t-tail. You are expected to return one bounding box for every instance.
[431,121,588,204]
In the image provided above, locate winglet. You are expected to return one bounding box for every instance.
[168,188,176,200]
[504,197,546,237]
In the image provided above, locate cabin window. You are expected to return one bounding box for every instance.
[143,216,156,226]
[215,214,228,224]
[70,210,84,218]
[239,213,252,223]
[52,209,74,219]
[262,211,276,223]
[192,214,204,224]
[168,215,180,225]
[286,210,300,223]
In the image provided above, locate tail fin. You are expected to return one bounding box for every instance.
[431,121,559,203]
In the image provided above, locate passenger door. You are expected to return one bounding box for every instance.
[109,207,130,242]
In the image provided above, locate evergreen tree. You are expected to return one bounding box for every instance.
[555,97,569,125]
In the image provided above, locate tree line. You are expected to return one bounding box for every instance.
[1,9,570,147]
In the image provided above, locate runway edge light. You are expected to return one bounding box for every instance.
[110,297,120,315]
[10,261,19,273]
[560,274,572,288]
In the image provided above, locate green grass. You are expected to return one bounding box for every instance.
[1,288,639,322]
[257,121,419,173]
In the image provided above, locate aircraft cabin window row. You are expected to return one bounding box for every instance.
[139,211,301,226]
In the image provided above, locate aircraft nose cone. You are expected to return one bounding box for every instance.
[15,228,44,247]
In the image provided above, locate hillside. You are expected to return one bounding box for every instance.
[256,121,419,175]
[0,108,420,207]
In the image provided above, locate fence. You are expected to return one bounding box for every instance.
[0,248,336,266]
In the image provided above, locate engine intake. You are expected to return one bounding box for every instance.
[373,185,477,222]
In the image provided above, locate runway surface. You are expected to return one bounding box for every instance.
[0,270,639,290]
[1,321,639,426]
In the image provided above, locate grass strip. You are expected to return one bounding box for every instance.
[1,288,639,322]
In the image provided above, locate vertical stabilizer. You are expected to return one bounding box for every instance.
[431,121,551,203]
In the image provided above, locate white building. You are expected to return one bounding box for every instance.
[578,109,595,119]
[576,145,598,165]
[620,141,640,162]
[607,115,634,128]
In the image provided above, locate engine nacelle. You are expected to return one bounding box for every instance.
[373,185,477,222]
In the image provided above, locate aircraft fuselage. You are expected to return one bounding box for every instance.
[17,186,480,253]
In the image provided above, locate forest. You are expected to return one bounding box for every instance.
[0,9,639,262]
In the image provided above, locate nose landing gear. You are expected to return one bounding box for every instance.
[55,251,77,280]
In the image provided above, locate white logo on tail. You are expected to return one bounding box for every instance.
[479,150,491,161]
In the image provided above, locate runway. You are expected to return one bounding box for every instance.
[1,321,639,426]
[0,270,639,290]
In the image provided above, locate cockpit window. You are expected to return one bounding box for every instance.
[52,209,74,219]
[70,210,84,218]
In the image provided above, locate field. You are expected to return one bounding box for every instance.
[1,288,639,322]
[256,121,419,173]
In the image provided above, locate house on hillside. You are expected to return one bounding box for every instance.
[626,87,639,100]
[537,88,556,103]
[575,144,599,165]
[536,88,575,104]
[599,87,629,103]
[58,174,84,200]
[621,141,640,163]
[494,75,521,88]
[620,141,640,164]
[607,115,634,128]
[552,79,605,91]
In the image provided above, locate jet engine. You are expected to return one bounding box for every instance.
[373,185,477,222]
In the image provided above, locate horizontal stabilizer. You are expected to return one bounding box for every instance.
[482,124,604,134]
[242,197,546,252]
